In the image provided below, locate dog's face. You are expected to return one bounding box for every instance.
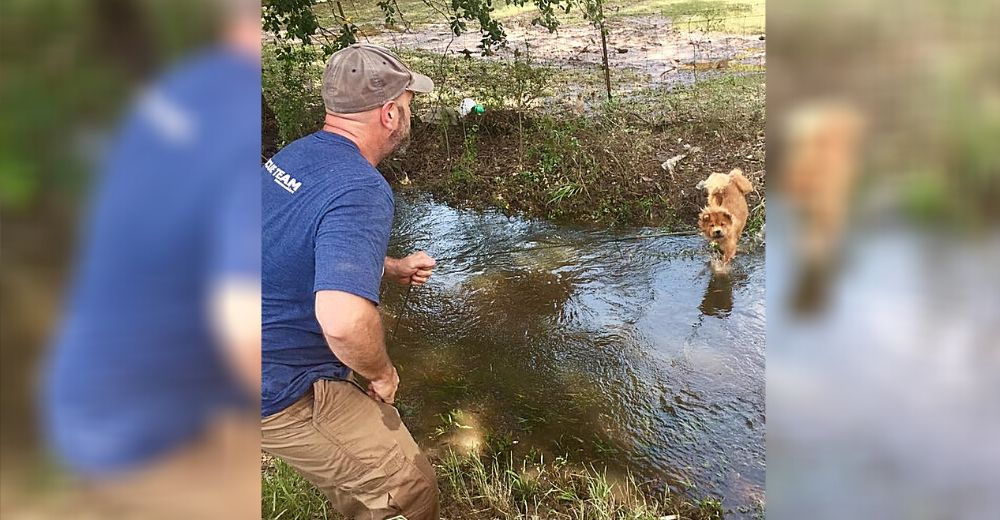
[699,207,734,240]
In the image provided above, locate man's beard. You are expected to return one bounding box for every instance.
[388,118,411,155]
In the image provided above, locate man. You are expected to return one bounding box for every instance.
[42,1,262,518]
[261,44,440,519]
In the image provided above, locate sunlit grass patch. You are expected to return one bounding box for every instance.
[261,427,749,519]
[437,447,679,519]
[261,455,333,520]
[610,0,765,34]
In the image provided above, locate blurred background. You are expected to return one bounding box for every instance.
[767,0,1000,519]
[3,0,999,518]
[261,1,768,518]
[2,0,260,518]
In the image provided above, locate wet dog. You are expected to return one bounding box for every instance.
[698,169,753,268]
[780,102,865,313]
[782,103,864,270]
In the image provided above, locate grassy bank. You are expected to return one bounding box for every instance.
[389,71,765,228]
[263,44,765,228]
[262,448,749,520]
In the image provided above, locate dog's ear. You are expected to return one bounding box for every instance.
[720,209,734,224]
[731,170,753,194]
[698,208,712,230]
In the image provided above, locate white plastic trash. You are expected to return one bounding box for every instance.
[459,98,478,117]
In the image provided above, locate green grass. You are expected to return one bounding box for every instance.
[609,0,765,33]
[500,0,766,34]
[260,410,757,519]
[436,448,677,519]
[697,497,725,519]
[262,449,729,520]
[261,455,334,520]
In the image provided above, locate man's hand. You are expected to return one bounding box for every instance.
[367,365,400,404]
[385,251,436,286]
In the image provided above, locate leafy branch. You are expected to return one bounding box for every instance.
[263,0,609,59]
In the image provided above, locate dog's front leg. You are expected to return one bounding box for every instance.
[722,237,739,266]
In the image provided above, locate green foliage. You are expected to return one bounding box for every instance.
[449,0,507,52]
[263,0,325,59]
[482,57,552,111]
[263,0,610,60]
[697,497,725,519]
[376,0,402,26]
[616,73,766,141]
[745,199,766,237]
[510,0,608,33]
[524,117,596,217]
[521,0,573,31]
[450,123,480,185]
[901,171,958,224]
[0,0,213,211]
[262,45,326,147]
[549,182,584,204]
[396,49,554,116]
[262,0,366,59]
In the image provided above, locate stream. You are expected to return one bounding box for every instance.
[381,194,766,513]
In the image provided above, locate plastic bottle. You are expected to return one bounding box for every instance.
[459,98,486,117]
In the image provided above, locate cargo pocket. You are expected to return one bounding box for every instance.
[310,379,407,497]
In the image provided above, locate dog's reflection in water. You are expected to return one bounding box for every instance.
[699,271,737,318]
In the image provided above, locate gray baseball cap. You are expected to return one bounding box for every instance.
[322,44,434,114]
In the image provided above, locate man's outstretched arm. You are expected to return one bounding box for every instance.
[315,290,399,403]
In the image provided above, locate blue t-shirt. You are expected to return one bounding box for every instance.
[44,48,261,476]
[261,131,394,417]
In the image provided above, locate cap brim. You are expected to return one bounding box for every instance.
[407,72,434,94]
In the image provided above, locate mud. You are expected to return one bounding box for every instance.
[367,15,765,91]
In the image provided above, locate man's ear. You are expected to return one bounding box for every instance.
[380,100,398,128]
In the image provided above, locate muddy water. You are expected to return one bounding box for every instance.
[381,194,765,511]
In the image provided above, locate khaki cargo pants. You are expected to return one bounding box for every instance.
[262,378,439,520]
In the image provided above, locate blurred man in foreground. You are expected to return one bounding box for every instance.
[261,44,439,519]
[42,1,262,517]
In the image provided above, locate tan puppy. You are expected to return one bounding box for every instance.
[698,169,753,267]
[782,103,864,269]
